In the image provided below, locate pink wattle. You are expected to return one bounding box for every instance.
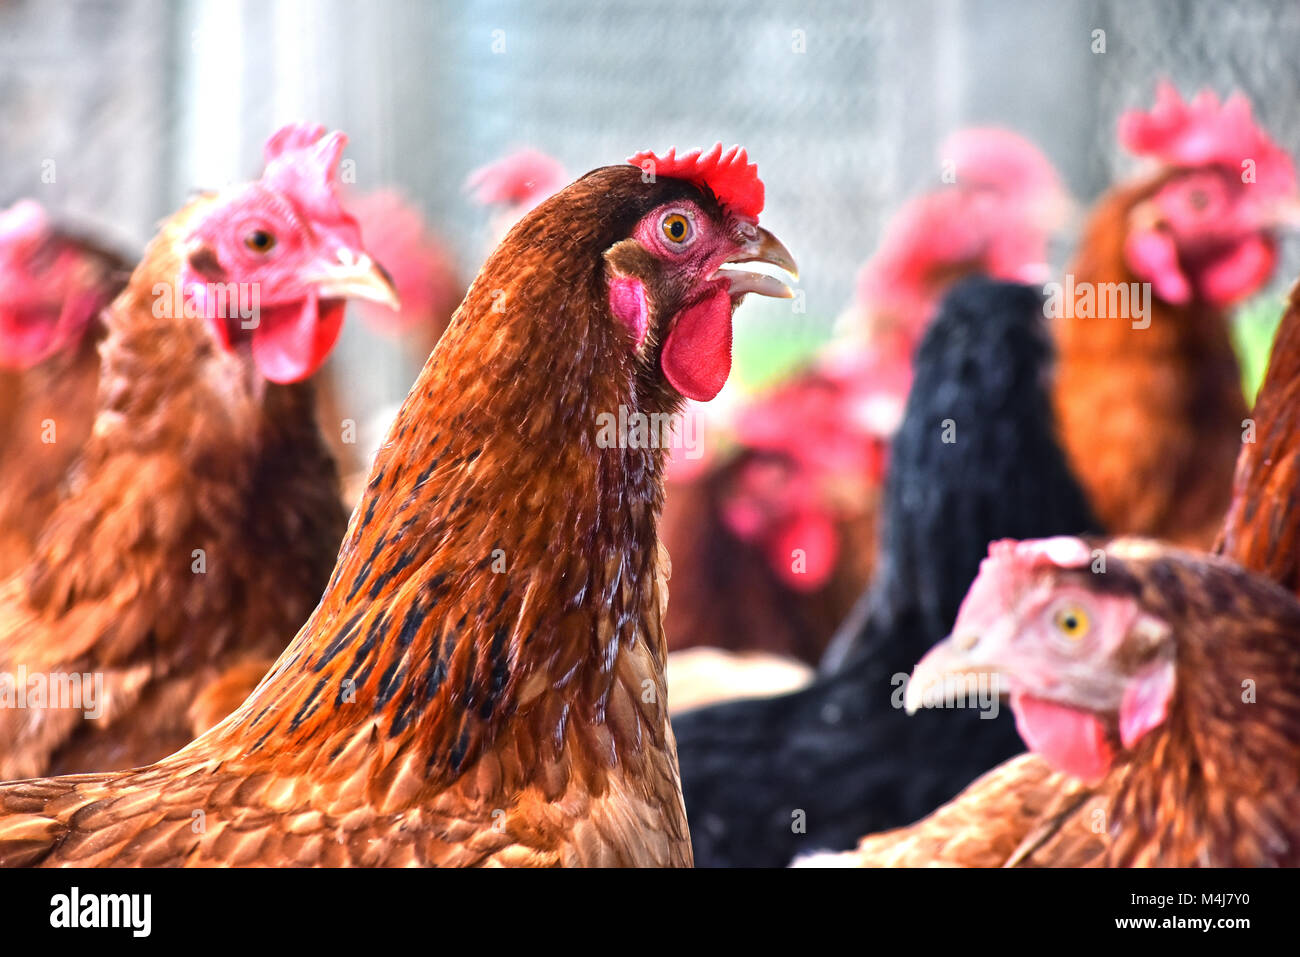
[769,510,838,591]
[1199,234,1276,307]
[0,306,61,369]
[660,287,733,402]
[250,293,346,384]
[1011,692,1115,784]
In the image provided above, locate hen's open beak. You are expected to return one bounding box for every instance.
[712,227,799,299]
[1262,196,1300,230]
[903,631,1000,715]
[308,249,401,310]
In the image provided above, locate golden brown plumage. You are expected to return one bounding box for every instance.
[1215,282,1300,590]
[0,156,796,867]
[1054,176,1247,548]
[0,196,348,781]
[0,234,130,579]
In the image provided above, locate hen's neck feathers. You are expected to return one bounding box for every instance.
[222,177,681,796]
[1106,558,1300,865]
[19,195,339,656]
[1216,288,1300,591]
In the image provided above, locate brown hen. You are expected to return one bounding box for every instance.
[0,203,132,578]
[0,146,796,867]
[0,125,398,780]
[1054,84,1296,548]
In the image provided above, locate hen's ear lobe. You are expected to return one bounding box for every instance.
[604,239,658,357]
[186,245,227,282]
[1119,656,1176,749]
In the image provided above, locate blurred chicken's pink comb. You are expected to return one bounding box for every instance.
[260,123,357,231]
[466,149,567,209]
[988,537,1093,573]
[1119,82,1296,197]
[940,128,1063,204]
[0,199,50,246]
[628,144,764,218]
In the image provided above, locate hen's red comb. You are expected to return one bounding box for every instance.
[1119,82,1296,197]
[259,123,356,229]
[627,144,764,218]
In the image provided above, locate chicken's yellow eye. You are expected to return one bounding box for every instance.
[244,230,276,253]
[1053,605,1090,640]
[661,213,691,244]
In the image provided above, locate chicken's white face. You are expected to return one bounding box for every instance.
[904,537,1178,783]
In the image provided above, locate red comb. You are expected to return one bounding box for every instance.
[1119,82,1296,197]
[259,123,356,230]
[627,144,764,218]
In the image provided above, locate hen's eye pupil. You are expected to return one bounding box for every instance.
[662,214,690,243]
[245,230,275,252]
[1054,606,1089,639]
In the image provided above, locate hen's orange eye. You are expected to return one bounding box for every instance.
[661,213,691,244]
[1053,605,1090,641]
[244,230,276,253]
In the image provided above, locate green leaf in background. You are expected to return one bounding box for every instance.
[1232,289,1288,406]
[730,306,835,393]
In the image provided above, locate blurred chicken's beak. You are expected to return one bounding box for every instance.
[712,227,799,299]
[1263,196,1300,230]
[309,250,401,310]
[903,631,1000,715]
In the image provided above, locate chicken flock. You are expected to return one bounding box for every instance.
[1,81,1299,867]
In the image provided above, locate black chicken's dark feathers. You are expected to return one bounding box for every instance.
[674,277,1101,868]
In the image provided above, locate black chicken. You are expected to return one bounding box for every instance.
[674,277,1100,868]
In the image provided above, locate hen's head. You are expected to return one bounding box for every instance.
[0,200,126,369]
[905,537,1178,784]
[855,128,1065,356]
[178,123,399,383]
[590,144,797,403]
[1119,82,1297,307]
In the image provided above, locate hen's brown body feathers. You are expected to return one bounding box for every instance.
[1055,178,1245,548]
[0,240,130,579]
[0,197,347,780]
[0,167,700,867]
[1216,283,1300,590]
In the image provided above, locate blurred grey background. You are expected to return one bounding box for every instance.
[4,0,1299,417]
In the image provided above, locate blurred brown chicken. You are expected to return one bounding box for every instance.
[0,200,132,578]
[1054,83,1297,548]
[0,144,795,867]
[0,124,399,781]
[812,276,1300,868]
